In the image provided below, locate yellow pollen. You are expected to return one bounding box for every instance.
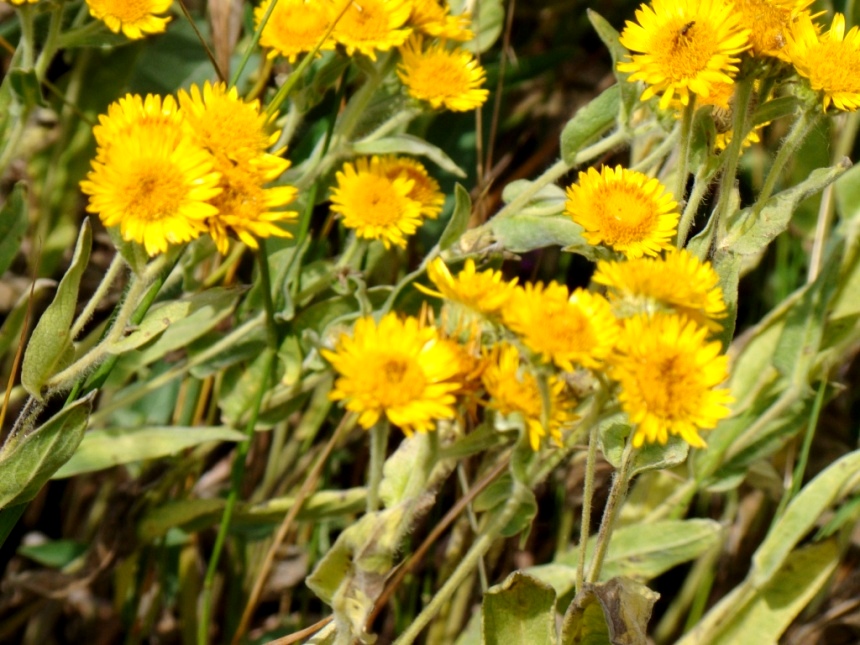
[127,164,185,222]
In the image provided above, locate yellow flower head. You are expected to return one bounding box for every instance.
[564,165,679,258]
[5,0,39,5]
[80,119,221,256]
[733,0,814,60]
[618,0,750,110]
[85,0,172,39]
[592,249,728,330]
[789,13,860,112]
[418,258,519,315]
[398,35,489,111]
[377,155,445,218]
[178,82,285,170]
[409,0,474,41]
[502,282,620,372]
[256,0,336,62]
[331,0,413,60]
[611,313,733,448]
[482,343,577,450]
[322,313,461,434]
[207,162,298,254]
[329,156,424,248]
[92,93,182,161]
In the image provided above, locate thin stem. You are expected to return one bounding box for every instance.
[576,422,600,593]
[35,3,65,79]
[392,482,532,645]
[366,420,390,513]
[17,5,36,69]
[456,464,488,591]
[586,439,635,584]
[355,107,421,145]
[677,164,717,247]
[232,413,356,645]
[673,98,697,205]
[752,107,820,219]
[70,253,125,341]
[198,349,275,645]
[631,124,680,175]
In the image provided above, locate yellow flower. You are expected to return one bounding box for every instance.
[398,35,489,111]
[207,162,298,254]
[5,0,39,5]
[331,0,412,60]
[610,313,733,448]
[178,82,286,170]
[592,249,727,330]
[789,13,860,111]
[733,0,813,60]
[329,156,424,248]
[482,343,577,450]
[564,165,679,258]
[618,0,750,110]
[502,282,619,372]
[322,313,461,434]
[378,155,445,218]
[417,257,518,315]
[256,0,336,62]
[80,120,221,256]
[85,0,172,39]
[409,0,473,41]
[92,93,182,161]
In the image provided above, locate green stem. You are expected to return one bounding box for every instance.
[673,98,696,206]
[576,421,600,593]
[70,252,125,340]
[392,482,533,645]
[35,3,65,79]
[631,124,680,175]
[677,164,717,247]
[700,75,755,252]
[586,439,634,584]
[355,107,421,146]
[17,5,36,69]
[366,421,390,513]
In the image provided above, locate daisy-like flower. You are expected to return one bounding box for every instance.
[206,162,298,254]
[592,249,727,330]
[617,0,750,110]
[789,13,860,111]
[85,0,172,39]
[178,82,286,170]
[378,156,445,218]
[322,313,461,434]
[417,258,518,316]
[329,156,424,248]
[92,93,182,161]
[331,0,412,60]
[255,0,336,62]
[611,313,733,448]
[409,0,473,41]
[80,121,221,256]
[398,35,489,111]
[564,165,680,258]
[482,343,577,450]
[733,0,814,60]
[501,282,619,372]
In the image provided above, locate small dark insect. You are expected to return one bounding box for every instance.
[679,21,696,36]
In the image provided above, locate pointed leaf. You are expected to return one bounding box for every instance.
[352,134,465,177]
[21,219,92,399]
[587,10,638,118]
[0,182,28,276]
[0,393,94,508]
[439,183,472,250]
[560,84,620,165]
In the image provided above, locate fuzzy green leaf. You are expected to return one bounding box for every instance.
[439,183,472,250]
[352,134,465,178]
[482,572,557,645]
[560,578,659,645]
[560,84,620,165]
[0,182,28,277]
[21,219,92,400]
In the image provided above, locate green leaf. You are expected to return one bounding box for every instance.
[110,287,243,361]
[491,214,592,255]
[8,68,44,109]
[0,393,94,509]
[0,182,28,276]
[439,183,472,251]
[352,134,465,177]
[453,0,503,54]
[379,433,436,508]
[482,572,557,645]
[681,540,839,645]
[587,10,638,119]
[752,96,801,127]
[560,578,659,645]
[474,475,538,538]
[599,424,689,475]
[107,226,149,275]
[560,84,620,165]
[52,426,246,479]
[751,449,860,586]
[0,279,54,360]
[21,219,92,400]
[18,539,88,568]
